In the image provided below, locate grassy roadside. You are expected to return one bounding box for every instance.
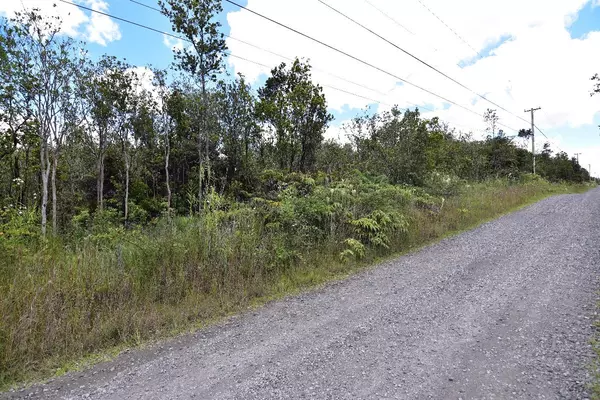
[0,179,594,391]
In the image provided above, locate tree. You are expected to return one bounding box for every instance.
[216,74,260,188]
[153,71,187,216]
[257,59,333,172]
[518,128,532,139]
[127,80,155,223]
[591,74,600,96]
[88,56,137,218]
[0,17,35,205]
[10,10,86,236]
[159,0,227,208]
[484,108,499,138]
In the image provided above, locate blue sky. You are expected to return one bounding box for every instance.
[2,0,600,174]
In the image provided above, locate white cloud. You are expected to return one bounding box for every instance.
[226,0,600,149]
[163,34,184,52]
[324,123,350,142]
[84,0,121,46]
[0,0,121,46]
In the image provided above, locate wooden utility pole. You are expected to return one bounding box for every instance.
[525,107,541,174]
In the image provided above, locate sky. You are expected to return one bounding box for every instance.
[2,0,600,177]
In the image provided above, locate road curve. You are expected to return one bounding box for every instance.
[4,188,600,400]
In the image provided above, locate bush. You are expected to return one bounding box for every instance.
[424,171,464,197]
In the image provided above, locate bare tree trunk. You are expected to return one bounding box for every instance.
[51,153,58,235]
[10,130,19,200]
[23,144,30,207]
[199,75,208,210]
[165,136,171,218]
[198,130,203,212]
[97,153,105,211]
[124,152,130,222]
[205,121,210,195]
[40,142,50,237]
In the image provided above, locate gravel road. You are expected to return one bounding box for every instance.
[4,188,600,400]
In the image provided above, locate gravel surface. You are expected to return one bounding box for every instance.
[4,188,600,400]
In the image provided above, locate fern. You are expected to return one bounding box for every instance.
[339,238,366,262]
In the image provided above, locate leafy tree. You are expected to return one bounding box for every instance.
[0,17,35,205]
[153,71,189,216]
[257,59,333,172]
[484,108,499,138]
[592,74,600,96]
[349,108,431,185]
[88,56,137,217]
[159,0,227,206]
[9,10,86,235]
[216,74,260,189]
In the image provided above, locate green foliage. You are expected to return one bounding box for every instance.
[0,7,596,390]
[0,203,39,251]
[158,0,226,81]
[424,171,464,197]
[257,58,333,172]
[349,210,408,249]
[340,238,366,262]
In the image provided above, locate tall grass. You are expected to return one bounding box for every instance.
[0,177,591,389]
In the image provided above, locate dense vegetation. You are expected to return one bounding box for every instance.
[0,4,595,389]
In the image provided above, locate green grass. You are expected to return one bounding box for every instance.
[0,179,593,391]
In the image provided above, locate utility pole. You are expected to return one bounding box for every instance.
[524,107,541,174]
[574,153,581,165]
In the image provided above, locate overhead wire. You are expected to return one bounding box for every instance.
[125,0,522,135]
[126,0,393,99]
[363,0,414,36]
[58,0,399,112]
[57,0,496,136]
[315,0,526,130]
[408,0,573,157]
[362,0,463,70]
[414,0,484,59]
[127,0,494,134]
[219,0,508,126]
[125,0,493,132]
[531,109,568,155]
[227,53,394,107]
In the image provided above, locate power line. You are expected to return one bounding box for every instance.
[533,110,568,155]
[128,0,518,132]
[58,0,185,43]
[315,0,527,129]
[362,0,465,70]
[59,0,395,106]
[363,0,414,36]
[227,53,393,107]
[414,0,484,59]
[56,0,397,112]
[129,0,509,130]
[58,0,496,135]
[534,125,566,155]
[128,0,161,12]
[220,0,506,126]
[127,0,394,99]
